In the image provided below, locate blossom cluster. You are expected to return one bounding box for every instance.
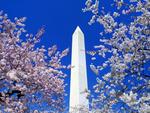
[83,0,150,112]
[0,11,68,112]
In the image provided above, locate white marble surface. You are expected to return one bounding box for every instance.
[69,26,89,112]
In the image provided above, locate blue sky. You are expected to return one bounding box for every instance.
[1,0,150,112]
[0,0,101,109]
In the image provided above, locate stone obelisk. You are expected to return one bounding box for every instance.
[69,26,89,112]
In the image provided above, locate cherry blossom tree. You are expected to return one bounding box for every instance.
[83,0,150,112]
[0,11,69,113]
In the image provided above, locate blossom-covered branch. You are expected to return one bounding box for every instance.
[83,0,150,112]
[0,11,68,112]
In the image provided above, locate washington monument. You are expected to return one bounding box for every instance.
[69,26,89,112]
